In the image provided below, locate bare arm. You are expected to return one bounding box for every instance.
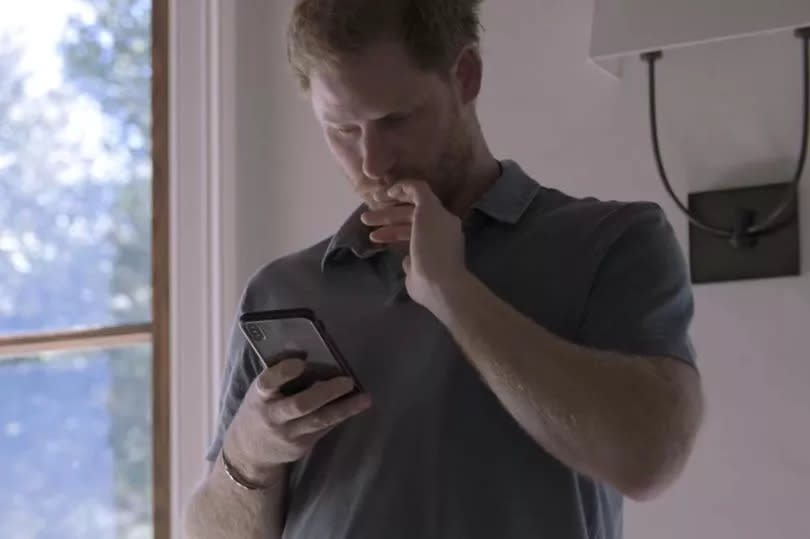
[184,358,372,538]
[431,272,705,501]
[184,459,287,539]
[363,180,704,500]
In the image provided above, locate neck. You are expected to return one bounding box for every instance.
[446,133,500,218]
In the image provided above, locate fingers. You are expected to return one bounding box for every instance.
[369,224,411,244]
[286,392,373,438]
[386,181,435,206]
[361,181,436,225]
[360,204,414,227]
[367,189,400,208]
[254,358,306,401]
[362,204,414,244]
[269,376,358,423]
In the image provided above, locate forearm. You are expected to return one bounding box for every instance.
[429,272,702,499]
[185,455,287,539]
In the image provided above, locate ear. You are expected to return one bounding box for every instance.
[452,45,483,105]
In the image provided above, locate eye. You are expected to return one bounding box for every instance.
[381,113,408,128]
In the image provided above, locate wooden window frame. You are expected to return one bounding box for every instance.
[152,0,170,537]
[0,324,154,358]
[1,1,243,536]
[0,1,171,537]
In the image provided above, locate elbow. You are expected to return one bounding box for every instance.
[618,417,704,502]
[615,425,703,502]
[615,418,703,502]
[612,445,690,502]
[620,365,706,502]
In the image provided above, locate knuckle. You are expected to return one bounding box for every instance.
[287,399,307,418]
[286,422,309,441]
[325,407,347,426]
[275,421,295,441]
[311,415,332,431]
[262,403,283,428]
[266,399,291,424]
[255,369,284,397]
[252,374,271,396]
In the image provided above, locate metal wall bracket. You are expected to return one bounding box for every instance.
[688,183,800,283]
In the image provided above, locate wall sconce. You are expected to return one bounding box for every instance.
[590,2,810,283]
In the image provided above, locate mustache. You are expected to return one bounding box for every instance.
[356,172,426,189]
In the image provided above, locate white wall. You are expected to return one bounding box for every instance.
[228,1,357,287]
[225,1,810,537]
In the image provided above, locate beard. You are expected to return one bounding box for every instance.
[352,112,475,210]
[429,115,475,207]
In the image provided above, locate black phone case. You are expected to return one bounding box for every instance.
[239,309,364,395]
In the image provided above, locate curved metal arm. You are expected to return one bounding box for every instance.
[641,27,810,242]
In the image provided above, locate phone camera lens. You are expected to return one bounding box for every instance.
[247,324,266,341]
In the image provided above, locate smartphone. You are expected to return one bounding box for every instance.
[239,308,364,396]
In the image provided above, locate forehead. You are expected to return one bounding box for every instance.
[310,40,448,122]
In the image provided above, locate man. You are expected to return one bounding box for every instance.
[185,1,705,537]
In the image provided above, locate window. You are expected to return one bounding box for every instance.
[0,0,169,538]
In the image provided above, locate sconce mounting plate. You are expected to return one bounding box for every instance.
[688,182,800,284]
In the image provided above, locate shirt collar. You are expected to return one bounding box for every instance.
[472,160,540,225]
[321,159,540,270]
[321,204,386,271]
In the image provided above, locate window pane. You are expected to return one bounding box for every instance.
[0,0,152,335]
[0,344,153,539]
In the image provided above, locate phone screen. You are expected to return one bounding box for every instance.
[240,312,359,396]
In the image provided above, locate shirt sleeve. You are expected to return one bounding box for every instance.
[205,307,265,462]
[576,203,697,366]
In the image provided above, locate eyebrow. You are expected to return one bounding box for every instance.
[323,105,418,126]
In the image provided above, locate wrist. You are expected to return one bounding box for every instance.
[427,269,477,321]
[220,448,285,491]
[221,436,286,489]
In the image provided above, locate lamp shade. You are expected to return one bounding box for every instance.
[590,0,810,61]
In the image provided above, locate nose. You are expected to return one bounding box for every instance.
[360,125,395,181]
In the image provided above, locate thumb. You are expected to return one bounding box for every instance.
[254,357,306,401]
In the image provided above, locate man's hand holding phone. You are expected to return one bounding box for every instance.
[222,357,372,488]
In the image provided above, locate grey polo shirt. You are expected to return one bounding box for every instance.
[207,160,696,539]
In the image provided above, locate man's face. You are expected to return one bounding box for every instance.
[310,40,473,210]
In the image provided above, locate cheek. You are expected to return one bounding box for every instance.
[326,132,362,172]
[391,116,443,165]
[409,114,453,166]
